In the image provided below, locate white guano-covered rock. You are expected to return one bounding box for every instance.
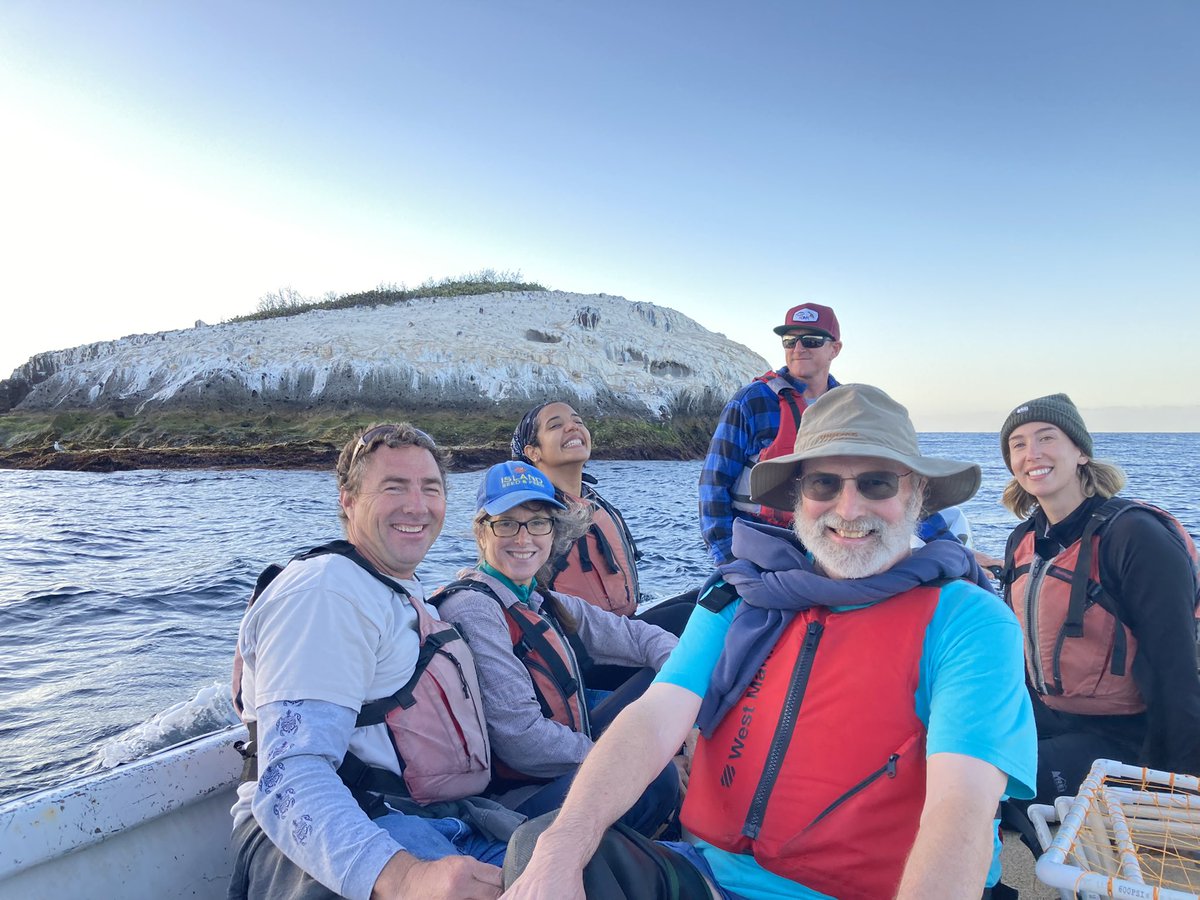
[5,292,769,418]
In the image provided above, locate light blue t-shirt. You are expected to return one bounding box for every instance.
[655,580,1037,900]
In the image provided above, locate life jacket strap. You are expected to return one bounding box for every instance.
[699,581,740,613]
[576,533,596,573]
[356,628,458,725]
[234,725,258,783]
[1000,519,1036,607]
[590,524,622,574]
[436,577,583,709]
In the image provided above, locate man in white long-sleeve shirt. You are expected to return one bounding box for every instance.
[228,423,506,900]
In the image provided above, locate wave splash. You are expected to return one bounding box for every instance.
[96,681,241,769]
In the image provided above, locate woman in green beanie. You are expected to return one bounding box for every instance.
[999,393,1200,802]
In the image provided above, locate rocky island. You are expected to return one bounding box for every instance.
[0,290,768,471]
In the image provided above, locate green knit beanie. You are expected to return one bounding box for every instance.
[1000,393,1093,472]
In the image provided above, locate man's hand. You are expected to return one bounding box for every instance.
[373,851,503,900]
[501,844,586,900]
[503,684,701,898]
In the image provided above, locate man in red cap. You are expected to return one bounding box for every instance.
[698,303,841,565]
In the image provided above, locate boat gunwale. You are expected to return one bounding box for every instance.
[0,723,246,879]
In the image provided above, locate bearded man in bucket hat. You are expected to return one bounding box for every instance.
[503,384,1036,900]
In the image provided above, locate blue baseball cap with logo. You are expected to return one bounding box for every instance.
[476,461,567,515]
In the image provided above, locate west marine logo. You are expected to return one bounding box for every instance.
[793,308,820,323]
[723,700,758,789]
[722,666,767,788]
[728,705,755,760]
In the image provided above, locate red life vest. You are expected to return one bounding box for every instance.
[1005,499,1200,716]
[731,371,807,528]
[434,577,589,783]
[549,486,640,617]
[681,585,941,900]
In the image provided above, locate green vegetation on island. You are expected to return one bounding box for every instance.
[230,270,546,324]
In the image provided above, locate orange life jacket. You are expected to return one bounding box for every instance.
[731,371,807,528]
[548,485,640,617]
[434,577,589,783]
[681,585,941,900]
[1004,499,1200,715]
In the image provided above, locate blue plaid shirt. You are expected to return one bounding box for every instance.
[698,369,838,566]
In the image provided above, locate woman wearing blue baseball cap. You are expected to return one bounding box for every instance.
[433,461,684,835]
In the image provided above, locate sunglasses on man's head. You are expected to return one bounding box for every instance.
[797,470,912,502]
[782,334,834,350]
[350,423,436,468]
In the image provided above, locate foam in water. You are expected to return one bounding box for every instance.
[96,681,241,769]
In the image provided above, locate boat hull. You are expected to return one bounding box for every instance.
[0,725,246,900]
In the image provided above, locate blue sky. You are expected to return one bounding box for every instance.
[1,1,1197,429]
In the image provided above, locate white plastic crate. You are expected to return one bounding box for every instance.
[1030,759,1200,900]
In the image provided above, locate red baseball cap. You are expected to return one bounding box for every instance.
[773,303,840,341]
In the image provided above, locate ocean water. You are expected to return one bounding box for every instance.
[1,433,1197,803]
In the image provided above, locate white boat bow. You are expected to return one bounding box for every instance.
[0,724,246,900]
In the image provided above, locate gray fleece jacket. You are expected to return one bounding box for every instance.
[435,568,678,779]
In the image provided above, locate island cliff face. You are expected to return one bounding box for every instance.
[2,292,768,419]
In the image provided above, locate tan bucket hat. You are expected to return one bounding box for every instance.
[750,384,981,515]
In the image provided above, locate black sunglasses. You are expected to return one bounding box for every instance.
[798,470,912,502]
[782,334,834,350]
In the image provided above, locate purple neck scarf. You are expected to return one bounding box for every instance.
[695,518,994,735]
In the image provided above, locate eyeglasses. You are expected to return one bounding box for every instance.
[782,334,834,350]
[486,517,554,537]
[486,517,555,537]
[798,471,912,502]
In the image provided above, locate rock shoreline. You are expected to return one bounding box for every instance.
[0,439,705,473]
[0,407,717,473]
[0,444,346,473]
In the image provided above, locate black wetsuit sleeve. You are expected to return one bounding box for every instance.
[1101,510,1200,775]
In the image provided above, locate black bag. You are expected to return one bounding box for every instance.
[503,811,711,899]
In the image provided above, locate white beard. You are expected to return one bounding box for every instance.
[793,490,923,579]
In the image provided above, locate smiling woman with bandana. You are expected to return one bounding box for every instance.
[510,402,645,616]
[511,402,698,639]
